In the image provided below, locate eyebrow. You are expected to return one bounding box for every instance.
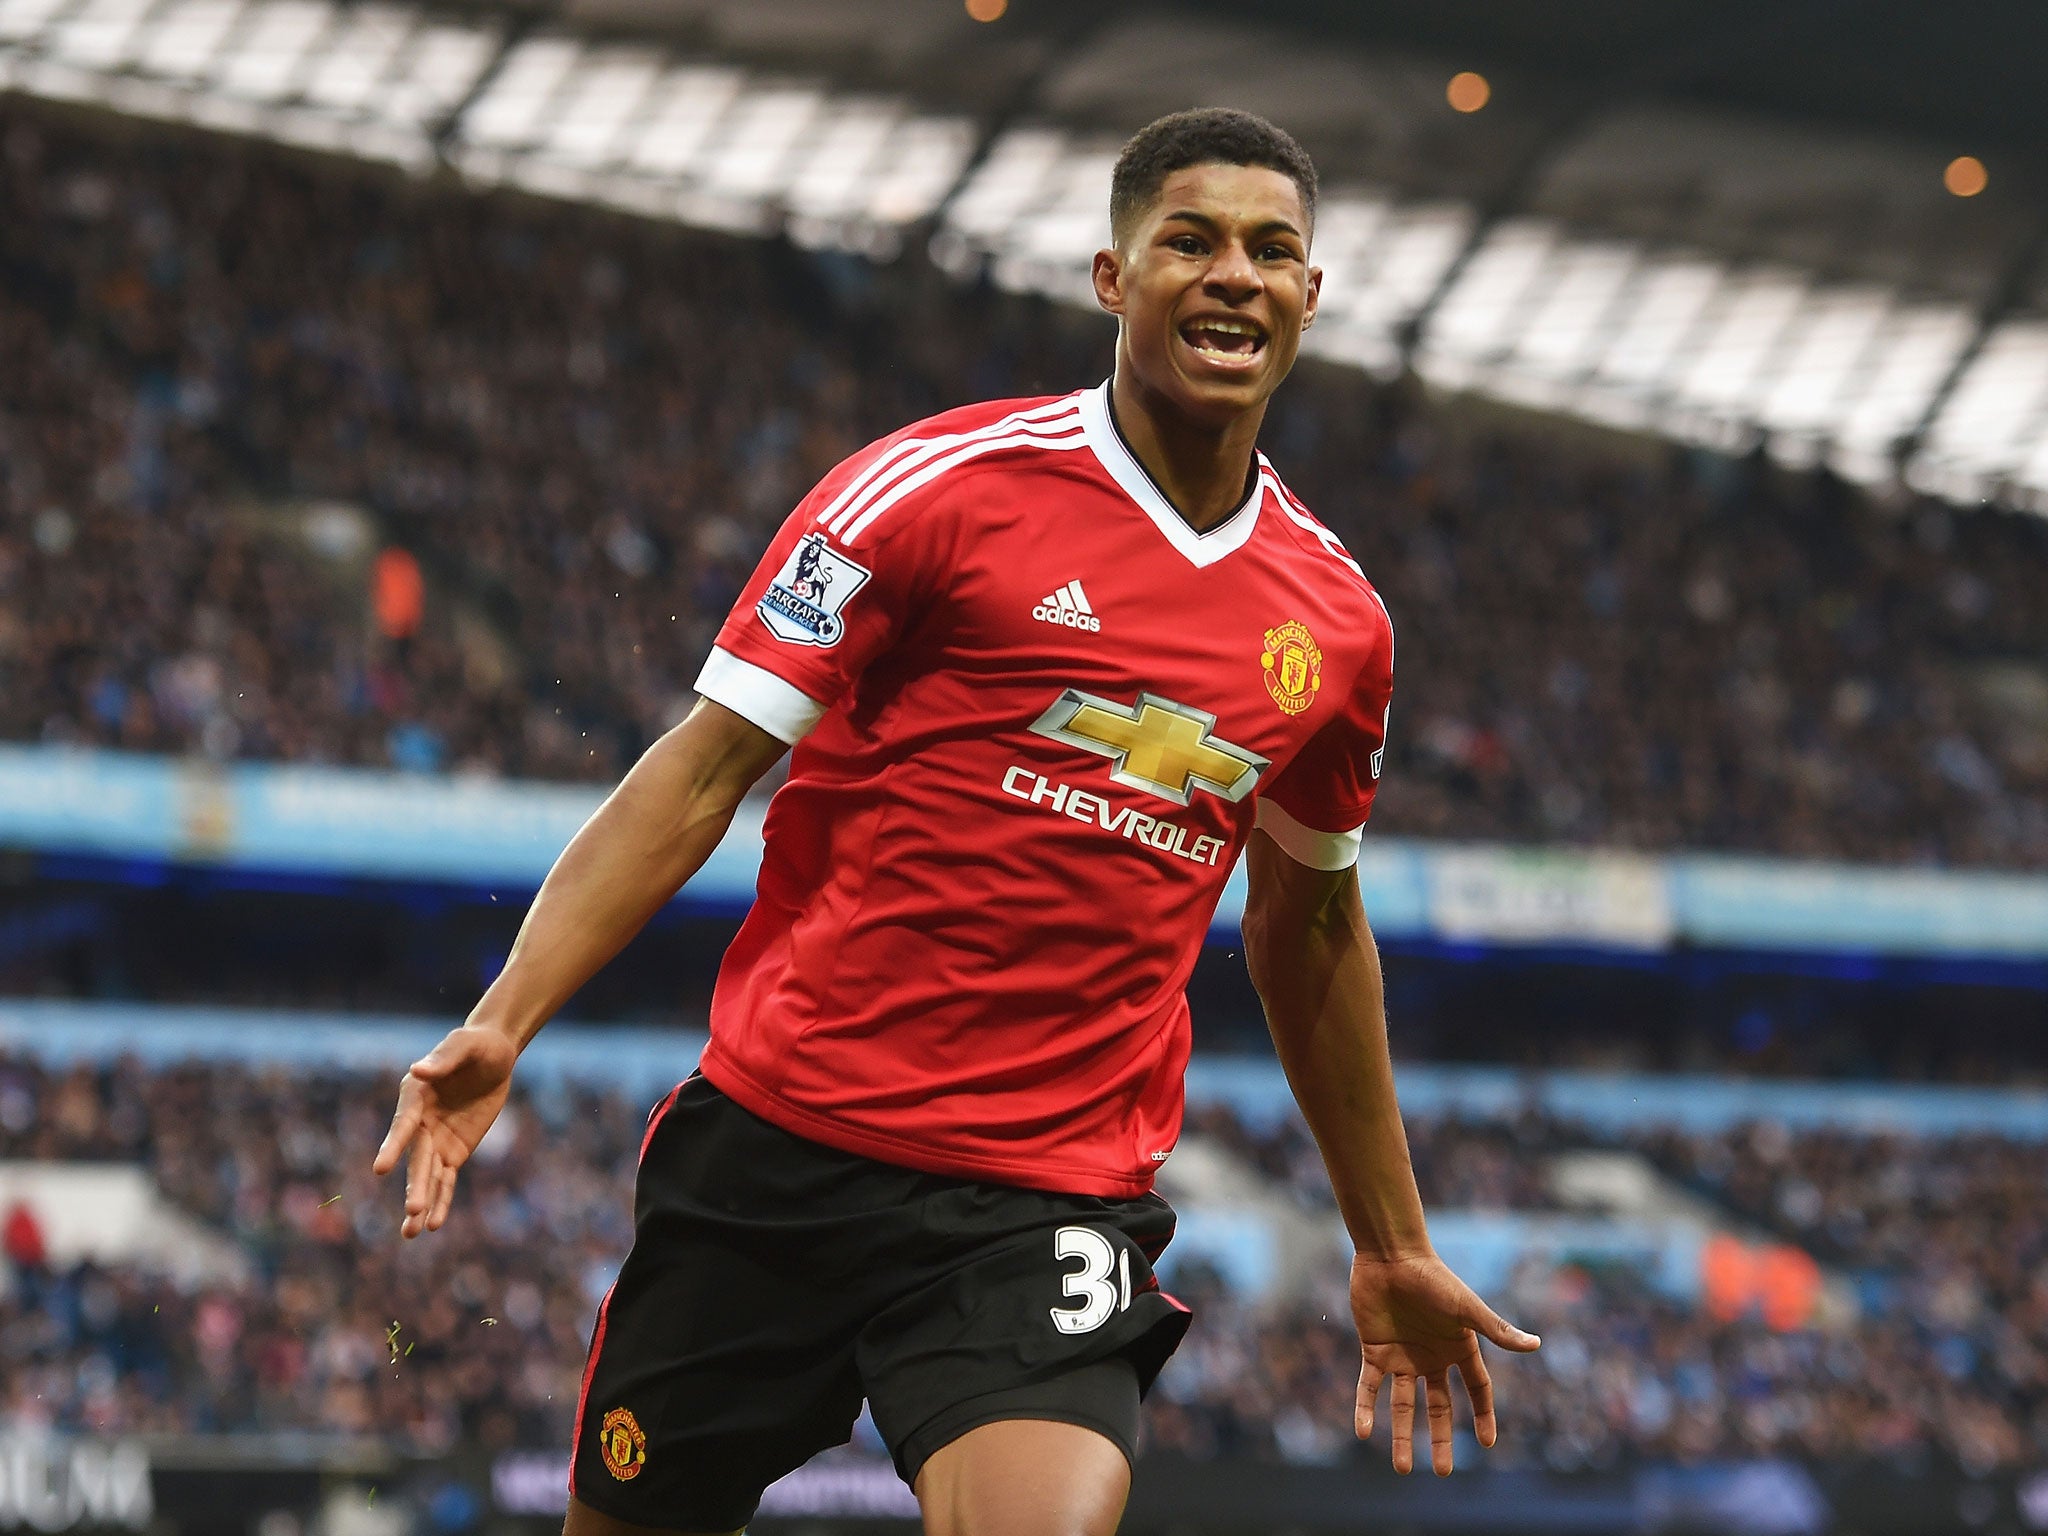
[1157,209,1305,242]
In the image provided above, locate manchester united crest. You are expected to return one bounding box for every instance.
[600,1406,648,1481]
[1260,621,1323,715]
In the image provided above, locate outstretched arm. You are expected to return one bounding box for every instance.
[1241,828,1540,1474]
[372,698,787,1237]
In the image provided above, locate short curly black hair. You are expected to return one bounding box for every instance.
[1109,108,1318,246]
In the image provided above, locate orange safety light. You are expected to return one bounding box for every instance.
[1757,1244,1823,1331]
[1701,1233,1756,1323]
[374,547,425,640]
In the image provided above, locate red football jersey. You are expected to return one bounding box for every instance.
[694,383,1394,1197]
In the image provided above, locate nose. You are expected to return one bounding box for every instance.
[1203,238,1263,302]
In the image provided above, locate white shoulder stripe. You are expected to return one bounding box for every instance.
[1259,466,1364,581]
[819,397,1083,538]
[828,407,1082,540]
[695,646,827,746]
[840,422,1089,544]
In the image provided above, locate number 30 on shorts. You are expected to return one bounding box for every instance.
[1049,1225,1133,1334]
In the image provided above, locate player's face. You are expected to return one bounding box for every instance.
[1094,163,1320,428]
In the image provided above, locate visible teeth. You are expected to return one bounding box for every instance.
[1200,320,1259,336]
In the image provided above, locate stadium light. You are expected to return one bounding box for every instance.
[1511,242,1637,382]
[966,0,1008,20]
[540,47,664,169]
[1756,286,1890,437]
[1832,305,1972,478]
[137,0,249,83]
[1944,155,1988,197]
[785,100,899,221]
[863,116,975,226]
[1675,269,1808,416]
[380,24,499,133]
[212,0,331,103]
[1447,70,1490,112]
[703,86,827,200]
[623,65,745,178]
[1423,218,1556,381]
[460,35,578,150]
[1921,321,2048,493]
[300,5,411,115]
[0,0,72,43]
[46,0,156,72]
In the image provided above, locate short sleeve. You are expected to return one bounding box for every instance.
[1255,612,1393,870]
[695,442,949,745]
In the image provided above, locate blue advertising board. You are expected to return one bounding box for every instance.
[4,745,2046,958]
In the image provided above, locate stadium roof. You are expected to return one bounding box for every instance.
[1210,0,2048,166]
[6,0,2045,506]
[554,0,2048,181]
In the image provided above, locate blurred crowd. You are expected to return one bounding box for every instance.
[3,101,2047,864]
[0,101,1079,782]
[0,1054,637,1448]
[1185,1098,1560,1210]
[1634,1115,2047,1471]
[1148,1255,2039,1474]
[1156,1106,2048,1472]
[2,1052,2042,1475]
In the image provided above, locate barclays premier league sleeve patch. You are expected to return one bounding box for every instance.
[756,533,872,647]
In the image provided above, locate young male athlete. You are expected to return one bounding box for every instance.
[375,108,1539,1536]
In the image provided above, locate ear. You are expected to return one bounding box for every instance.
[1302,262,1323,331]
[1091,245,1127,318]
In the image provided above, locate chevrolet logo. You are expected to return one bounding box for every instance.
[1030,690,1267,806]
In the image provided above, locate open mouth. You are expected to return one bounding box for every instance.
[1178,316,1268,366]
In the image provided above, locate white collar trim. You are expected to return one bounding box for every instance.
[1079,382,1264,569]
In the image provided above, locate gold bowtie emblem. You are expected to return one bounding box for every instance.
[1030,690,1267,806]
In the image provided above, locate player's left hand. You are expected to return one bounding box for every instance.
[1349,1251,1541,1475]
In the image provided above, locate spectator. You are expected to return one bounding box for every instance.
[3,1200,46,1269]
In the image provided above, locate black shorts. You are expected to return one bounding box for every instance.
[569,1074,1190,1530]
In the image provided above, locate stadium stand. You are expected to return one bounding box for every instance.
[1171,1103,2045,1471]
[1,1046,2041,1475]
[3,99,2047,869]
[0,1063,633,1449]
[4,3,2047,1531]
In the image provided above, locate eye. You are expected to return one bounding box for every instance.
[1259,243,1298,262]
[1166,234,1206,256]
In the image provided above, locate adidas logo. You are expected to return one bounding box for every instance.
[1032,579,1101,633]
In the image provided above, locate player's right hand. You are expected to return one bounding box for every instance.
[372,1024,519,1239]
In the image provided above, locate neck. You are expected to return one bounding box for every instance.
[1108,365,1267,534]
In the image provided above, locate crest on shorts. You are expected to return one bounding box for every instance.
[757,533,871,647]
[1261,621,1322,715]
[600,1406,648,1481]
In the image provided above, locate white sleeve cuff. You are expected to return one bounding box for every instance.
[1255,798,1363,871]
[694,647,829,746]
